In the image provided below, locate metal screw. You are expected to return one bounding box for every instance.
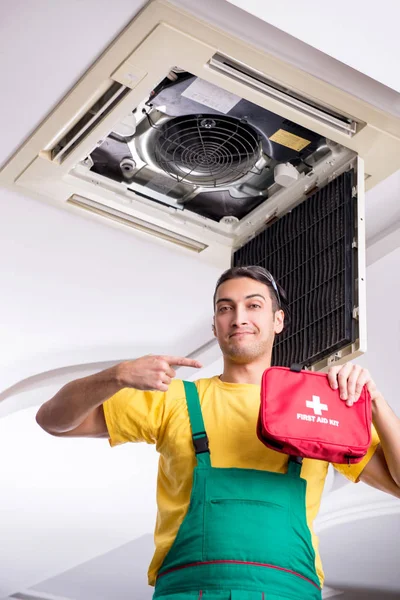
[201,118,216,129]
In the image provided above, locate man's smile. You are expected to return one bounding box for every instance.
[229,331,255,338]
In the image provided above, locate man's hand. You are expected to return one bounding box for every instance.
[328,363,400,495]
[327,363,382,408]
[116,355,203,392]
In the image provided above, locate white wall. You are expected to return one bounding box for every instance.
[354,246,400,402]
[0,188,220,393]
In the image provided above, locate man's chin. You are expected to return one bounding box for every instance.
[229,354,254,364]
[225,345,261,363]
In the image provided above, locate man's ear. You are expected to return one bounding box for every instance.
[274,310,285,335]
[212,318,216,338]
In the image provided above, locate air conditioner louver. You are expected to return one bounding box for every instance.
[209,54,360,136]
[51,82,130,164]
[67,195,208,252]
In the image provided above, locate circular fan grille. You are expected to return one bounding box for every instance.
[154,115,261,187]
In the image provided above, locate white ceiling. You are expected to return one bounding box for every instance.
[1,0,400,598]
[226,0,400,93]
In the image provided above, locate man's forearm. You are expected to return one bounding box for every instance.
[372,395,400,488]
[36,365,124,434]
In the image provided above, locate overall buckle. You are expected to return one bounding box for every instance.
[192,432,209,454]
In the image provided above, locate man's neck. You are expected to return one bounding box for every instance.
[219,358,271,385]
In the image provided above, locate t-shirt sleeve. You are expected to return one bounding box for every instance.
[102,379,184,447]
[332,424,380,483]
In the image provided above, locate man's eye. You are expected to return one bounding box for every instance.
[249,304,261,309]
[219,306,231,313]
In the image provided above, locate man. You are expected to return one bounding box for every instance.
[36,265,400,599]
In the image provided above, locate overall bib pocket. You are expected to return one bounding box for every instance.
[204,468,291,565]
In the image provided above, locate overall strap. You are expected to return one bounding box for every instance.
[287,455,303,478]
[183,381,211,467]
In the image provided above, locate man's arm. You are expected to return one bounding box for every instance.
[328,364,400,498]
[36,355,202,438]
[359,394,400,496]
[35,365,122,437]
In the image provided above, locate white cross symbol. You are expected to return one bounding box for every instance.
[306,395,328,416]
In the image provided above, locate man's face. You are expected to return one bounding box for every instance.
[213,277,284,363]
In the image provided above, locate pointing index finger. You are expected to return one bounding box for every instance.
[164,356,203,368]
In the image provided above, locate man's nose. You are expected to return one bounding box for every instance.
[231,306,249,326]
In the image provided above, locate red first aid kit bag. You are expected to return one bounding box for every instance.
[257,365,372,463]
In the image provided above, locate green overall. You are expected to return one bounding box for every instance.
[153,382,322,600]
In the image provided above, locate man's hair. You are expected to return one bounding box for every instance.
[213,265,291,331]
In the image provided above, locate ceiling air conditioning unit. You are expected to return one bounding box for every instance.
[2,0,400,369]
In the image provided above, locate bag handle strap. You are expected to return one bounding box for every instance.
[288,455,303,477]
[288,365,304,475]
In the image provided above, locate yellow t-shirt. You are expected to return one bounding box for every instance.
[103,376,380,587]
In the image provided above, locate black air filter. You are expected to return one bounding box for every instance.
[234,170,356,368]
